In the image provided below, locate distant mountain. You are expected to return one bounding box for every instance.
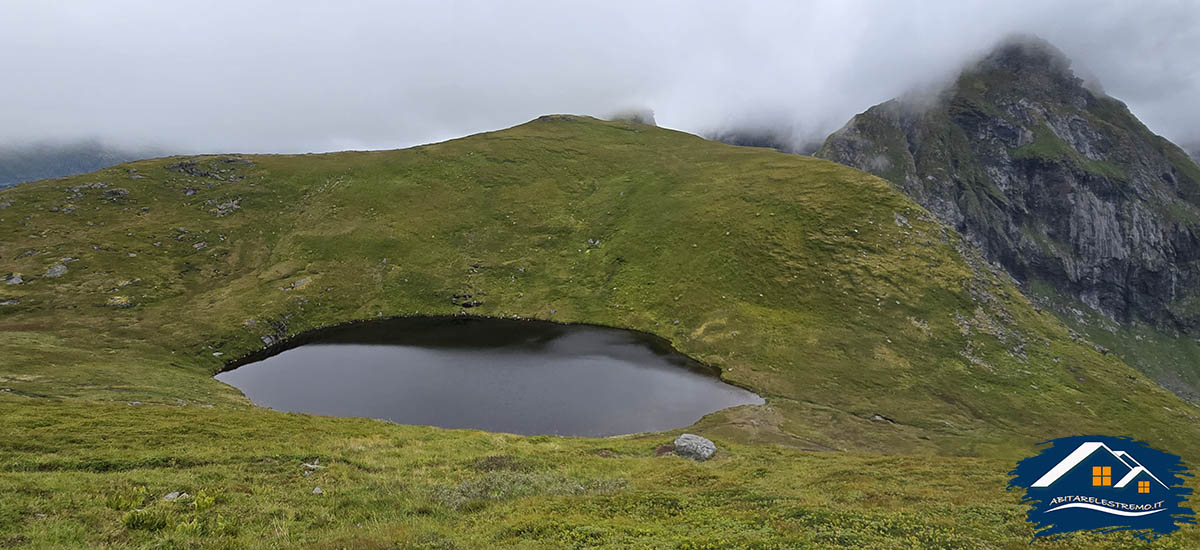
[817,36,1200,401]
[707,128,801,153]
[1186,143,1200,164]
[0,140,158,188]
[706,125,823,155]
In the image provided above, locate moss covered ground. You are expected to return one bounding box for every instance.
[2,116,1198,548]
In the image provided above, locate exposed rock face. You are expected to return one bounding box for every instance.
[673,434,716,461]
[608,107,657,126]
[43,263,68,279]
[101,188,130,201]
[818,37,1200,332]
[206,197,241,217]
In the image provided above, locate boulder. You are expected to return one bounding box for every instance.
[206,197,241,216]
[106,296,134,308]
[673,434,716,461]
[43,264,67,278]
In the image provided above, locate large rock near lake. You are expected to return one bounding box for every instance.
[674,434,716,461]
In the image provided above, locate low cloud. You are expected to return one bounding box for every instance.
[1,0,1197,153]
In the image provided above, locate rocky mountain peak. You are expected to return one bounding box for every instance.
[952,35,1098,114]
[975,35,1076,80]
[817,36,1200,401]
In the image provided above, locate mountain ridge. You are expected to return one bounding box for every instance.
[0,139,159,188]
[817,36,1200,402]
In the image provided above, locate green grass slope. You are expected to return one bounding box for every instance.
[1,116,1198,548]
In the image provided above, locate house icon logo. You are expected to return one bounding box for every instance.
[1009,435,1195,540]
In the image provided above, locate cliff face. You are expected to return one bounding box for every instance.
[818,38,1200,333]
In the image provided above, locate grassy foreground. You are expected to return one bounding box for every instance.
[2,116,1199,547]
[4,399,1198,549]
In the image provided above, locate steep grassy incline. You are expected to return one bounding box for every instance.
[1,116,1199,547]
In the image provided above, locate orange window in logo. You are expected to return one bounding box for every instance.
[1092,466,1112,486]
[1139,481,1151,493]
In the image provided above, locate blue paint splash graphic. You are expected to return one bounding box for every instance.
[1008,435,1195,541]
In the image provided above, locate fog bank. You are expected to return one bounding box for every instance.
[1,1,1196,153]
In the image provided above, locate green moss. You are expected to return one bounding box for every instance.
[949,70,1011,122]
[1012,124,1129,181]
[1012,125,1074,162]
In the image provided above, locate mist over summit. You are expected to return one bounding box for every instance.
[1,1,1197,155]
[818,34,1200,404]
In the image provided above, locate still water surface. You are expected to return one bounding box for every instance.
[216,317,763,436]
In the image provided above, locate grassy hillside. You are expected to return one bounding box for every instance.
[2,116,1198,547]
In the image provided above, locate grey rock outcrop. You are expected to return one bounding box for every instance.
[818,36,1200,332]
[673,434,716,461]
[206,197,241,217]
[102,188,130,201]
[43,264,68,278]
[608,107,656,126]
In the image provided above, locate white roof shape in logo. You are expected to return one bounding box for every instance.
[1031,441,1169,489]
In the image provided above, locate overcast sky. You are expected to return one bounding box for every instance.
[1,0,1198,153]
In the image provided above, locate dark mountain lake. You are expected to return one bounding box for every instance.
[216,317,763,436]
